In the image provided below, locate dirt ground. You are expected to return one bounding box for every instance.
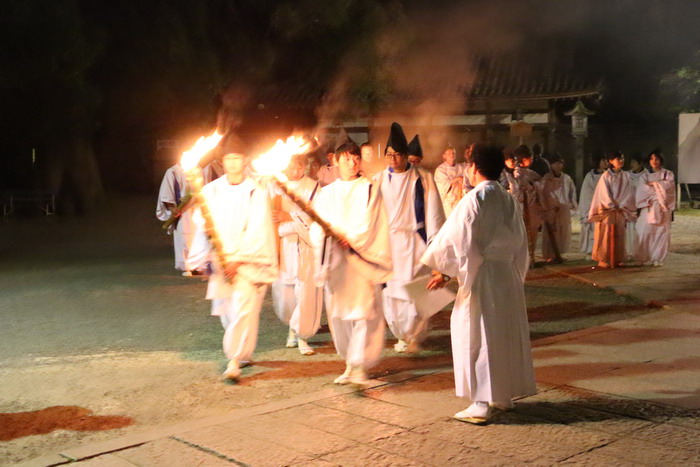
[0,196,697,465]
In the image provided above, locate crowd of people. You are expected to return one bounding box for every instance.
[155,125,675,425]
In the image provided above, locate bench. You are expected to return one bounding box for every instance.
[2,191,56,216]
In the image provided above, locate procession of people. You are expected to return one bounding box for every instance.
[156,124,675,425]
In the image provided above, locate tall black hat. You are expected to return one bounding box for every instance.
[385,122,409,155]
[407,135,423,157]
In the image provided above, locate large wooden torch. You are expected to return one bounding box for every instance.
[179,131,226,270]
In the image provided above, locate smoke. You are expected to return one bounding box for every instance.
[315,0,590,168]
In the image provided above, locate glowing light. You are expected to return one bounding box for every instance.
[181,130,224,172]
[252,135,312,181]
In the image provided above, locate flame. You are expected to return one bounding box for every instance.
[252,136,312,181]
[181,130,224,172]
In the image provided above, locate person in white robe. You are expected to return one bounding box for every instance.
[310,142,392,385]
[375,126,445,353]
[513,145,543,262]
[434,146,467,217]
[588,152,637,268]
[625,154,649,260]
[269,156,323,355]
[578,154,608,256]
[407,136,424,168]
[156,163,197,274]
[539,155,577,262]
[421,144,536,424]
[635,152,675,266]
[317,149,340,186]
[186,137,278,380]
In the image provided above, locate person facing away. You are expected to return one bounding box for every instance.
[588,151,637,268]
[310,142,392,386]
[578,153,609,256]
[186,135,278,381]
[529,143,551,177]
[374,124,445,354]
[269,155,323,356]
[434,145,466,217]
[625,153,649,260]
[635,151,675,266]
[421,144,536,425]
[539,154,577,263]
[156,162,198,275]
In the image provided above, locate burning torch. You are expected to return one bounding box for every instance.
[178,130,226,270]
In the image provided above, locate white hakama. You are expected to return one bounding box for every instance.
[588,169,637,266]
[434,162,466,218]
[374,167,445,345]
[311,176,392,370]
[270,176,323,339]
[187,176,278,362]
[539,172,577,261]
[421,181,536,402]
[635,168,675,265]
[156,164,195,271]
[578,169,603,255]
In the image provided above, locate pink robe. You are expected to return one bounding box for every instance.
[588,169,636,265]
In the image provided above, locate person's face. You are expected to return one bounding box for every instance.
[519,156,532,168]
[597,158,609,171]
[407,155,422,167]
[505,157,516,169]
[361,145,373,161]
[630,159,642,172]
[551,160,564,175]
[285,159,305,181]
[385,147,408,172]
[609,156,625,171]
[222,153,246,176]
[443,149,456,166]
[337,151,361,180]
[308,159,321,178]
[649,154,663,171]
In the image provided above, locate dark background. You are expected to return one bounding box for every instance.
[1,0,699,212]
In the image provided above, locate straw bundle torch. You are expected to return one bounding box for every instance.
[252,136,347,243]
[179,130,226,268]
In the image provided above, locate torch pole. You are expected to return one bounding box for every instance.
[162,194,194,231]
[185,168,229,272]
[272,179,347,245]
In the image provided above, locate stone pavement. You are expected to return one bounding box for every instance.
[22,253,700,466]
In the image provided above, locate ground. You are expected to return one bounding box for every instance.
[0,196,697,465]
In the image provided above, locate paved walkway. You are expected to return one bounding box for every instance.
[22,253,700,466]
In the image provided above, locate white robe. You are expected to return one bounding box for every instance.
[539,172,577,260]
[578,169,604,254]
[156,164,194,271]
[588,169,637,265]
[434,162,466,218]
[626,169,648,258]
[635,168,675,264]
[421,180,536,402]
[186,176,278,361]
[374,167,445,343]
[270,176,323,339]
[310,176,392,369]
